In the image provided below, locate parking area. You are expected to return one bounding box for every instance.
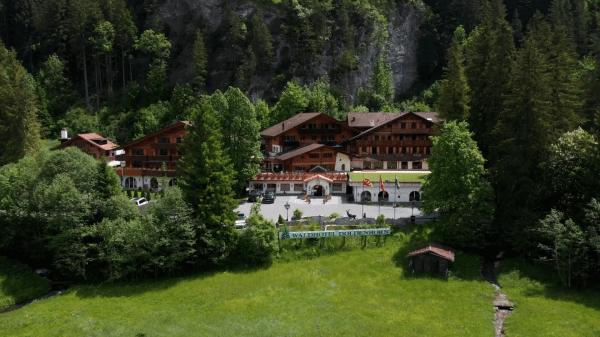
[234,194,422,223]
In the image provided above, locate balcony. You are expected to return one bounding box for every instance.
[147,155,170,162]
[151,143,179,149]
[283,141,300,147]
[170,155,182,162]
[355,140,432,148]
[144,169,177,177]
[302,128,342,134]
[115,155,146,162]
[391,127,435,135]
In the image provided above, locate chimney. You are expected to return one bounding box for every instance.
[60,128,70,144]
[282,123,285,130]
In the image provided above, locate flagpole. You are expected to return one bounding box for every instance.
[362,173,364,218]
[378,175,381,217]
[394,183,397,222]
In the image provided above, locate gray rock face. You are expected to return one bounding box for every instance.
[154,0,423,103]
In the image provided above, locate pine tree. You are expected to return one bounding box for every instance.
[0,40,41,166]
[96,155,120,200]
[437,30,470,121]
[178,99,238,266]
[510,9,523,47]
[191,29,207,90]
[491,29,552,249]
[466,0,515,163]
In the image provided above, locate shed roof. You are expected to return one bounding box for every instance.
[406,243,455,261]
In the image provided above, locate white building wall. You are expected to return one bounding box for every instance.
[335,153,351,172]
[353,182,421,202]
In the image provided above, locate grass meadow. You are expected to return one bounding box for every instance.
[1,229,600,336]
[0,257,51,309]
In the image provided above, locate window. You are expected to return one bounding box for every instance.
[322,124,329,129]
[412,162,422,169]
[294,184,304,191]
[388,147,393,154]
[413,147,417,154]
[388,135,392,140]
[281,184,290,191]
[401,123,406,129]
[308,124,317,129]
[132,149,144,155]
[296,165,306,171]
[284,136,296,142]
[124,177,137,189]
[387,124,392,128]
[372,147,377,154]
[302,124,306,129]
[399,135,404,140]
[312,136,317,140]
[412,123,417,129]
[426,147,431,154]
[169,179,178,186]
[375,135,379,140]
[321,135,328,142]
[150,178,159,189]
[412,135,417,140]
[309,153,319,159]
[267,183,276,189]
[158,137,169,143]
[332,183,343,191]
[387,161,397,169]
[402,147,407,154]
[177,137,182,143]
[363,161,371,169]
[301,155,305,159]
[341,164,346,171]
[328,135,335,141]
[158,149,168,155]
[301,135,305,141]
[374,162,383,169]
[133,162,143,168]
[426,123,431,128]
[401,162,408,169]
[323,153,333,158]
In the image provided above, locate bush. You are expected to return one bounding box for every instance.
[127,190,132,198]
[236,202,278,265]
[293,208,303,219]
[329,212,341,219]
[278,214,285,225]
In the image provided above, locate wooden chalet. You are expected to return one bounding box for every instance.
[406,243,455,277]
[115,121,190,190]
[58,132,120,162]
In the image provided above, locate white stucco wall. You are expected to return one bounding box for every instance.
[335,153,351,172]
[353,182,421,202]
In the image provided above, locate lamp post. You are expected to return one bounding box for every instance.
[284,201,290,221]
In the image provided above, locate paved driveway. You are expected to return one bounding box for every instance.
[234,195,422,222]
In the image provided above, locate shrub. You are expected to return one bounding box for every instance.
[127,190,132,198]
[278,214,285,224]
[329,212,341,219]
[146,191,152,201]
[293,208,303,219]
[236,202,278,265]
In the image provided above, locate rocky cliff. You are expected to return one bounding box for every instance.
[154,0,423,104]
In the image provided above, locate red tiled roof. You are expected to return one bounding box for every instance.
[303,174,333,183]
[276,143,325,161]
[77,133,118,151]
[406,243,455,261]
[260,113,321,137]
[251,172,348,182]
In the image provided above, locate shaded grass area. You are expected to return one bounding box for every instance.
[497,259,600,337]
[0,257,51,309]
[0,232,495,336]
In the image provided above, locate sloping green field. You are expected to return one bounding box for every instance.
[0,237,494,336]
[0,257,51,309]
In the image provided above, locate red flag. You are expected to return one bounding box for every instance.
[380,176,386,195]
[363,178,373,187]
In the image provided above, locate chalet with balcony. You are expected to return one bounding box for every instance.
[58,131,122,164]
[344,112,440,171]
[260,113,360,172]
[115,121,190,190]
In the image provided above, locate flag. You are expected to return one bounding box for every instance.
[395,175,401,189]
[363,178,373,187]
[380,176,386,195]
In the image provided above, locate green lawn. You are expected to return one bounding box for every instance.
[348,172,429,183]
[0,235,496,336]
[0,257,51,309]
[497,259,600,337]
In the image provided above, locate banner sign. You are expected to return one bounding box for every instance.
[279,228,390,239]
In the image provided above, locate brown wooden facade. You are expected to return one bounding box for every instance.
[115,121,190,190]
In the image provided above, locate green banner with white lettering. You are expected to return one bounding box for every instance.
[279,228,390,239]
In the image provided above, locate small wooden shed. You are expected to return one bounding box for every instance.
[406,243,455,277]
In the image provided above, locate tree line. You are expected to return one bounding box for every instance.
[424,0,600,287]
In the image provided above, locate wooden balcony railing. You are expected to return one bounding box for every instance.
[151,143,178,149]
[355,140,432,147]
[143,169,177,177]
[302,129,342,134]
[115,155,146,162]
[147,155,170,162]
[391,127,435,135]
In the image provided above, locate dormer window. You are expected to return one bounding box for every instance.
[158,137,169,143]
[322,124,329,129]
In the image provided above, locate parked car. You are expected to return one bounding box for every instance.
[247,189,263,202]
[235,213,246,229]
[130,197,149,206]
[262,189,276,204]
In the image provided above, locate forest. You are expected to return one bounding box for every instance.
[0,0,599,286]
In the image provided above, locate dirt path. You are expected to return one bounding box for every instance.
[480,253,514,337]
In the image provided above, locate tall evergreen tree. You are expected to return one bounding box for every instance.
[510,9,523,47]
[177,99,237,266]
[437,29,470,121]
[466,0,516,163]
[0,41,41,166]
[491,28,552,249]
[191,29,207,90]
